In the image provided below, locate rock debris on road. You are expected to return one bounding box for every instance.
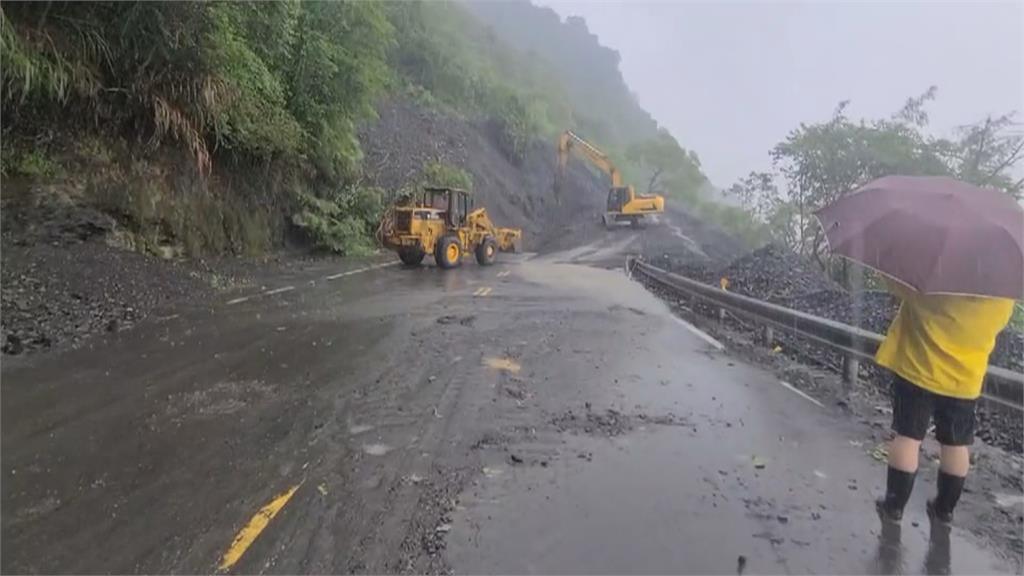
[2,236,1021,575]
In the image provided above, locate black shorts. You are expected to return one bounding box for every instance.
[891,375,976,446]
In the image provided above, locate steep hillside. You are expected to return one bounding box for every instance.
[360,100,608,252]
[465,1,658,149]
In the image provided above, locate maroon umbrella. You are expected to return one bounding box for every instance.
[815,175,1024,299]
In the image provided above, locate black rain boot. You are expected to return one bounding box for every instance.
[927,471,965,526]
[876,466,916,522]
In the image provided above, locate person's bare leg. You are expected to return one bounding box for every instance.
[888,435,921,472]
[938,444,969,476]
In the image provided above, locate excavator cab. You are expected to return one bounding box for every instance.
[608,186,633,213]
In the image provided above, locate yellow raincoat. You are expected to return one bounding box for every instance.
[875,281,1014,400]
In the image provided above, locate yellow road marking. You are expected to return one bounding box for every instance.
[218,483,302,572]
[483,357,521,373]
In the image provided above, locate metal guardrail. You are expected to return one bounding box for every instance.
[628,257,1024,410]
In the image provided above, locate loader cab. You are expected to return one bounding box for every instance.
[608,186,634,213]
[424,186,472,227]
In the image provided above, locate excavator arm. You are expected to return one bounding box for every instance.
[555,129,664,226]
[557,130,623,187]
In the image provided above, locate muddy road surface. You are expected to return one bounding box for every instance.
[2,235,1020,574]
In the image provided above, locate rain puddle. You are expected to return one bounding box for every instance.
[362,443,392,456]
[994,493,1024,507]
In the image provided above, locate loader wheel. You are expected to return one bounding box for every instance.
[435,235,462,269]
[475,236,498,266]
[398,247,425,266]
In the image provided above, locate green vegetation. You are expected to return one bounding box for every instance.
[466,2,657,149]
[5,149,61,178]
[2,1,392,254]
[2,2,391,176]
[291,186,384,256]
[417,161,473,191]
[728,87,1023,276]
[1,0,722,255]
[1011,303,1024,332]
[386,2,572,162]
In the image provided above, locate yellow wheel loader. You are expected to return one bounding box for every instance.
[378,187,522,269]
[556,130,665,229]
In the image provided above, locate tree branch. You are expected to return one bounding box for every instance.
[968,117,992,178]
[981,137,1024,185]
[647,167,663,194]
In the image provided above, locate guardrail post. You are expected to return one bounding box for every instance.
[842,355,859,386]
[762,326,774,346]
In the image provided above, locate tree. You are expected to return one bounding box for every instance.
[626,129,706,201]
[730,88,1023,262]
[953,113,1024,196]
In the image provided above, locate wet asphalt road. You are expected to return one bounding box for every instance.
[1,238,1016,574]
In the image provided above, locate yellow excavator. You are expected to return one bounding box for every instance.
[556,130,665,228]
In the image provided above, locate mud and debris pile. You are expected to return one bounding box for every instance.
[359,99,609,253]
[779,290,899,335]
[718,244,839,301]
[0,190,214,355]
[1,241,212,355]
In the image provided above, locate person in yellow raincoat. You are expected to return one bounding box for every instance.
[874,280,1014,525]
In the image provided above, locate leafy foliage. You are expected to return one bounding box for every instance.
[728,88,1024,261]
[1,0,721,258]
[291,186,384,255]
[3,1,397,255]
[626,130,706,199]
[418,161,473,191]
[2,1,391,179]
[385,2,563,162]
[4,149,61,178]
[466,3,657,148]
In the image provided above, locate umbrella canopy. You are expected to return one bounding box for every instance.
[815,175,1024,299]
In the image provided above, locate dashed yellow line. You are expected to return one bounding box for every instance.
[473,287,493,297]
[218,483,302,572]
[483,357,521,373]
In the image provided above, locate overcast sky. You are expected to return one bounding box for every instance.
[537,1,1024,187]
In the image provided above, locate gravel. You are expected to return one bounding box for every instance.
[1,240,212,355]
[718,244,839,301]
